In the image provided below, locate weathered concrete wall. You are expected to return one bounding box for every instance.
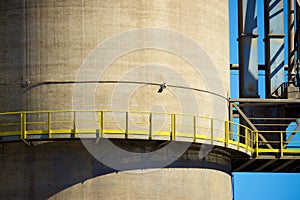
[50,168,231,200]
[0,1,231,199]
[0,0,229,118]
[0,141,232,200]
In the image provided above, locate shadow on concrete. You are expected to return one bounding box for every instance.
[0,140,231,199]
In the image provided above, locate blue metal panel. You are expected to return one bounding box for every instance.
[269,0,284,34]
[239,0,259,97]
[243,0,258,35]
[270,39,285,96]
[242,37,259,96]
[268,0,285,96]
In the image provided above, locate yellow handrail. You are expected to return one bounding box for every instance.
[0,110,299,157]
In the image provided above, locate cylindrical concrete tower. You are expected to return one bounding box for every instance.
[0,0,232,199]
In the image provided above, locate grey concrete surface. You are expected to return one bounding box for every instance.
[0,140,232,200]
[0,0,229,117]
[0,0,231,199]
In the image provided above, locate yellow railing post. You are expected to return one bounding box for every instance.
[125,112,129,139]
[280,132,283,158]
[250,131,254,149]
[20,112,23,138]
[210,118,214,145]
[255,131,259,157]
[48,112,51,138]
[193,116,197,142]
[20,112,26,139]
[225,121,229,147]
[237,124,240,151]
[245,128,248,152]
[149,113,153,140]
[23,112,27,139]
[73,111,77,138]
[171,114,176,140]
[98,111,104,138]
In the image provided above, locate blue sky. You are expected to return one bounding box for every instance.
[234,173,300,200]
[229,0,300,199]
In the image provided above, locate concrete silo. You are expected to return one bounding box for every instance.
[0,1,233,199]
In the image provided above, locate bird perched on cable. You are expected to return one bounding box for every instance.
[157,82,167,93]
[21,79,30,88]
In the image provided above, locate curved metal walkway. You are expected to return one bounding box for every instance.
[0,110,300,158]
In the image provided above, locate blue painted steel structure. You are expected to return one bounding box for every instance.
[236,0,299,98]
[238,0,259,98]
[265,0,285,98]
[233,0,300,171]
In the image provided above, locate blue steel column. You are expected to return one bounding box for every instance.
[288,0,296,86]
[238,0,259,98]
[264,0,285,98]
[296,1,300,86]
